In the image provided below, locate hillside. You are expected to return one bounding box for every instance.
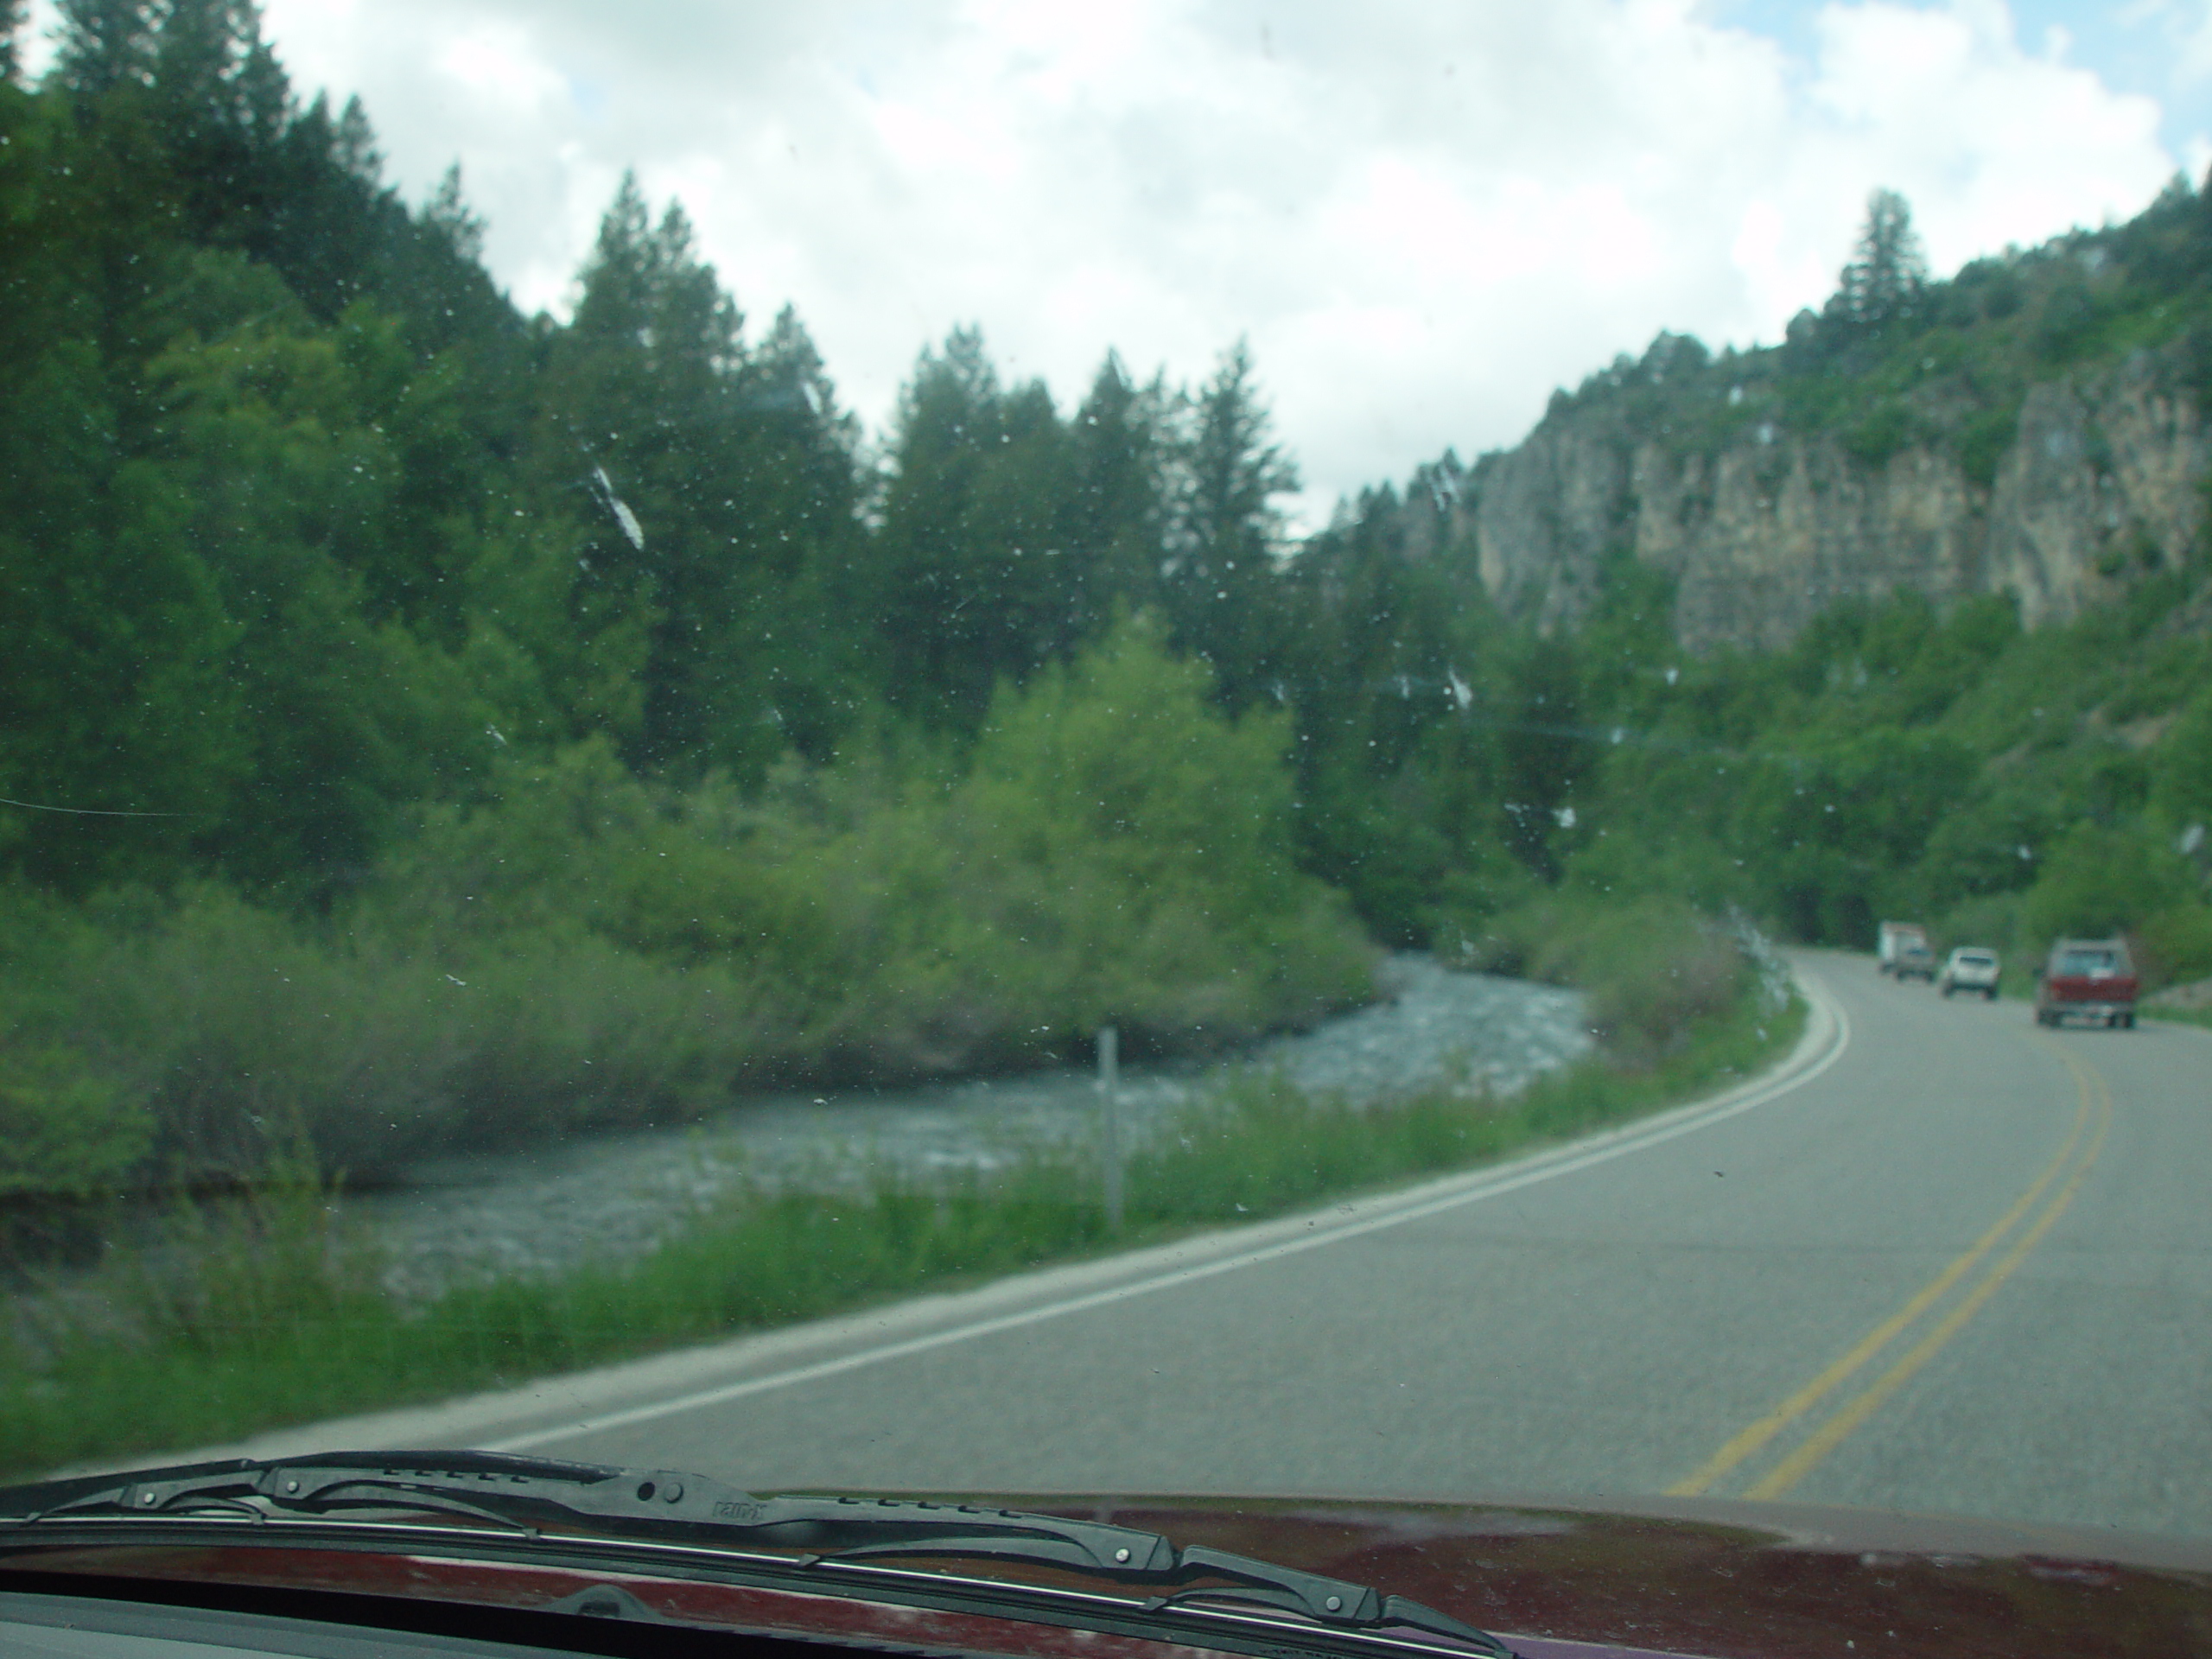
[1299,184,2212,998]
[1392,185,2212,650]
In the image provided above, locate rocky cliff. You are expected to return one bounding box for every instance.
[1451,341,2209,652]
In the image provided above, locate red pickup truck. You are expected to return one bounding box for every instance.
[2034,938,2139,1028]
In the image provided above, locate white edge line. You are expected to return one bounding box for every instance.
[486,972,1853,1453]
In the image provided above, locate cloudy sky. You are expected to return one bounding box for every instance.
[28,1,2212,519]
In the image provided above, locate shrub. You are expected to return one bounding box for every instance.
[1955,403,2020,488]
[2152,690,2212,829]
[2137,904,2212,989]
[2023,821,2194,946]
[0,1046,148,1199]
[362,616,1373,1084]
[1466,893,1748,1068]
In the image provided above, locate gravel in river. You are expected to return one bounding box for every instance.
[353,957,1592,1298]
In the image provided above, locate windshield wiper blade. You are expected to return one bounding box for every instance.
[1,1451,1513,1656]
[9,1451,1169,1571]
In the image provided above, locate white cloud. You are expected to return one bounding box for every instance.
[16,1,2190,522]
[430,19,568,115]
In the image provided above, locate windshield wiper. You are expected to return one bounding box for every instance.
[0,1451,1515,1658]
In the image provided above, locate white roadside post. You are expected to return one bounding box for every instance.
[1097,1024,1123,1233]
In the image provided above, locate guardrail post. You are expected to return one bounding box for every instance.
[1097,1024,1123,1233]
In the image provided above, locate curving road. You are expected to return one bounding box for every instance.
[241,952,2212,1538]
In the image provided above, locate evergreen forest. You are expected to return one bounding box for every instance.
[3,1,2210,1203]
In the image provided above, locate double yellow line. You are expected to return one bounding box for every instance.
[1669,1037,2113,1502]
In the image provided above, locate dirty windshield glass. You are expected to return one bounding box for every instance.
[3,0,2211,1567]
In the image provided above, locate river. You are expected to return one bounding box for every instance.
[349,957,1591,1298]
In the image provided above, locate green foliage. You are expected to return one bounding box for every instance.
[540,178,861,777]
[1463,893,1751,1068]
[113,1143,377,1349]
[1838,398,1917,467]
[2138,904,2212,988]
[1955,402,2020,487]
[2153,690,2212,826]
[0,35,1394,1207]
[1274,474,1544,943]
[1543,563,2212,972]
[0,625,1371,1189]
[947,618,1372,1044]
[27,881,797,1177]
[373,618,1373,1080]
[2022,823,2196,945]
[0,1046,148,1199]
[1163,339,1301,709]
[868,330,1087,732]
[0,0,24,81]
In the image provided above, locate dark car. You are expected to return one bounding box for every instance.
[2035,938,2139,1028]
[6,1453,2212,1659]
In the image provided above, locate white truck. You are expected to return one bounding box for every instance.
[1878,920,1934,980]
[1939,947,2001,999]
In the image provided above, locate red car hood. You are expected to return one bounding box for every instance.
[1030,1492,2212,1658]
[10,1490,2210,1658]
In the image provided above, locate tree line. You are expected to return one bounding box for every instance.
[1,0,1597,955]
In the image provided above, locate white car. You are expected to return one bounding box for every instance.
[1940,947,2001,1000]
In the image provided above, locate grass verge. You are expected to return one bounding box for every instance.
[0,982,1802,1481]
[2143,1005,2212,1033]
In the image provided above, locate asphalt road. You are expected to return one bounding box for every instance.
[278,953,2212,1537]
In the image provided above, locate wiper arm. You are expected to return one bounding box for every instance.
[3,1451,1512,1656]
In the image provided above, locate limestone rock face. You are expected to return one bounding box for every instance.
[1459,348,2208,649]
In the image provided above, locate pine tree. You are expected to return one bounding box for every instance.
[1162,339,1299,708]
[1067,351,1169,626]
[1830,188,1929,328]
[152,0,265,129]
[54,0,157,99]
[869,326,1001,709]
[869,326,1086,730]
[147,0,293,249]
[255,92,383,315]
[332,92,378,180]
[542,175,858,777]
[422,162,485,262]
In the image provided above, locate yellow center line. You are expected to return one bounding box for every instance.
[1666,1043,2094,1500]
[1746,1046,2111,1499]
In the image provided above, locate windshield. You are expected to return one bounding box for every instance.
[5,0,2212,1600]
[2057,949,2121,975]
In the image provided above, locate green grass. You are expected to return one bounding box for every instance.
[0,985,1802,1481]
[2143,1005,2212,1033]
